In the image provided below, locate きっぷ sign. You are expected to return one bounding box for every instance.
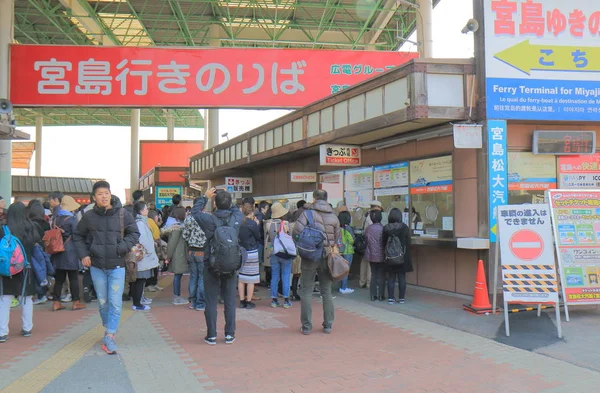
[319,145,361,167]
[484,0,600,121]
[9,45,417,108]
[225,177,253,194]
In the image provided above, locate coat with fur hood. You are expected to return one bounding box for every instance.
[292,200,341,251]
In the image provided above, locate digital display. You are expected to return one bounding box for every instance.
[533,131,596,155]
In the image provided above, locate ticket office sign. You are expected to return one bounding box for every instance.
[497,204,559,303]
[547,190,600,304]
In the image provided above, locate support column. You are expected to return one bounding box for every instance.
[166,109,175,140]
[0,0,14,201]
[205,26,220,149]
[35,115,42,176]
[416,0,434,58]
[130,109,140,193]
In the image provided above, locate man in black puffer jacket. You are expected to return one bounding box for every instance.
[74,181,139,355]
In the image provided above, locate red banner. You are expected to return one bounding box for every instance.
[9,45,418,108]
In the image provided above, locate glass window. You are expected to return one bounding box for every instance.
[374,162,410,226]
[409,156,454,238]
[507,152,556,204]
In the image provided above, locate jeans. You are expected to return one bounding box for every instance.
[340,254,354,290]
[387,270,407,300]
[90,267,125,334]
[300,259,334,331]
[270,255,293,299]
[188,252,205,308]
[173,273,183,297]
[203,268,237,338]
[0,295,33,336]
[369,262,386,298]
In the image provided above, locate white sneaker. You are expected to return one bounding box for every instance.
[172,296,188,306]
[60,293,72,303]
[339,288,355,294]
[141,296,152,305]
[33,296,48,305]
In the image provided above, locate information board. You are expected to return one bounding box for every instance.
[558,154,600,189]
[547,190,600,311]
[374,162,408,189]
[156,186,183,210]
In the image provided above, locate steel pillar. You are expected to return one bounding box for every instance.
[130,109,140,193]
[166,109,175,140]
[35,115,42,176]
[0,0,13,201]
[417,0,434,58]
[205,26,220,149]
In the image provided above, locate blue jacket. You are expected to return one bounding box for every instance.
[32,244,53,286]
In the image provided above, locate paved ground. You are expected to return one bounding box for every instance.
[1,275,599,393]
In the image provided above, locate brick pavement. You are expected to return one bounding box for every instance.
[2,278,600,393]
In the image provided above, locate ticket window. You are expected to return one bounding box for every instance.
[377,194,410,226]
[507,153,557,205]
[411,192,454,238]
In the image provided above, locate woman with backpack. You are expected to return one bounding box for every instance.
[27,200,51,305]
[163,207,189,306]
[132,201,160,311]
[264,203,294,309]
[364,210,386,301]
[0,202,41,343]
[338,210,355,295]
[383,208,413,304]
[49,196,87,312]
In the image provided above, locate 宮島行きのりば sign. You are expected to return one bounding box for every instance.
[484,0,600,121]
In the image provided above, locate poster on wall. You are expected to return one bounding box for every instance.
[409,156,453,194]
[484,0,600,121]
[374,162,409,188]
[558,154,600,189]
[547,190,600,307]
[156,186,183,210]
[508,152,557,191]
[225,177,253,193]
[344,190,373,209]
[344,167,373,191]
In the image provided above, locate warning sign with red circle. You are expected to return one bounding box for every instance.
[497,205,558,303]
[509,230,544,261]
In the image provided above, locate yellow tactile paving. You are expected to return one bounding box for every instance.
[0,308,134,393]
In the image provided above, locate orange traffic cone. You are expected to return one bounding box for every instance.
[463,260,494,314]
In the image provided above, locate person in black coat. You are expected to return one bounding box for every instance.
[27,200,51,304]
[0,202,41,342]
[73,181,139,355]
[382,208,414,304]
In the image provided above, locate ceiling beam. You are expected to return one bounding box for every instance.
[363,0,400,45]
[217,25,365,46]
[27,0,88,45]
[58,0,119,45]
[166,0,195,45]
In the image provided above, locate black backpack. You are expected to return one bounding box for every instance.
[384,225,406,266]
[208,215,242,276]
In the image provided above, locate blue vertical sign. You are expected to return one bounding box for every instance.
[488,120,508,243]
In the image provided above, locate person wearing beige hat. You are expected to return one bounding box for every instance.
[50,194,86,311]
[264,202,294,309]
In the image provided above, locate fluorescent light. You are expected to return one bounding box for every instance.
[221,17,291,29]
[217,0,296,10]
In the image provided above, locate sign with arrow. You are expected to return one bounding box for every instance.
[484,0,600,121]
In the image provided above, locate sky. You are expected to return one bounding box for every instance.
[11,0,474,202]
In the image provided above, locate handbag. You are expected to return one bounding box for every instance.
[326,246,350,281]
[273,221,297,259]
[43,216,67,255]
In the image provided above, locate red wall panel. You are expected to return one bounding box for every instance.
[140,141,202,177]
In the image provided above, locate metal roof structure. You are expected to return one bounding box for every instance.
[13,0,439,127]
[12,175,98,195]
[14,107,204,127]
